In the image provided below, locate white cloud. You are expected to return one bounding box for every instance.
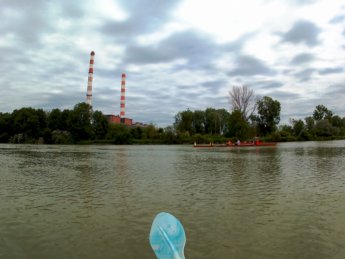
[0,0,345,126]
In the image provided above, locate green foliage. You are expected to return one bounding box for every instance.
[67,103,94,141]
[48,108,63,130]
[305,116,315,133]
[51,130,73,144]
[174,109,194,134]
[278,105,345,141]
[174,108,230,136]
[0,112,11,143]
[205,108,220,134]
[313,104,333,121]
[331,115,344,128]
[314,119,335,137]
[292,119,305,140]
[92,110,109,140]
[10,107,47,141]
[106,124,132,144]
[193,110,206,134]
[144,124,158,139]
[227,110,250,140]
[255,96,281,136]
[130,126,144,139]
[1,100,344,145]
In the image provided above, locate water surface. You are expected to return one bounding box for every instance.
[1,141,344,258]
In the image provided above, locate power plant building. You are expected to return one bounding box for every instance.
[105,72,133,126]
[106,115,133,126]
[84,51,144,127]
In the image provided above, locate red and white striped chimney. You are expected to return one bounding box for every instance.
[120,73,126,120]
[86,51,95,107]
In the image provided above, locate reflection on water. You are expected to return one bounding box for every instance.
[0,141,345,258]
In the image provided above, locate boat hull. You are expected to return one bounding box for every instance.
[193,143,277,148]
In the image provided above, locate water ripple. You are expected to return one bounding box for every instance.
[0,142,345,258]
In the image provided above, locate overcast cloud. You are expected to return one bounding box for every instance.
[1,0,344,126]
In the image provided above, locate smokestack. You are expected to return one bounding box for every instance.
[86,51,95,107]
[120,73,126,122]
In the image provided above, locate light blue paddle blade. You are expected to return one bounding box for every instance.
[149,212,186,259]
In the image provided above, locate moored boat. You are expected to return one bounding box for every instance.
[193,141,276,148]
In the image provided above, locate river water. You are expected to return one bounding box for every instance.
[0,141,344,258]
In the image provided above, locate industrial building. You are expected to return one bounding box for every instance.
[85,51,142,127]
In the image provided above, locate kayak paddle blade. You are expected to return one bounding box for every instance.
[149,212,186,259]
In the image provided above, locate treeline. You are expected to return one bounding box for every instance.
[174,103,345,143]
[174,95,282,143]
[277,105,345,141]
[0,103,182,144]
[1,98,344,145]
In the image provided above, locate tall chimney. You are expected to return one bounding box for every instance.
[120,73,126,122]
[86,51,95,107]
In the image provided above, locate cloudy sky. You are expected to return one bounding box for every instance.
[1,0,345,126]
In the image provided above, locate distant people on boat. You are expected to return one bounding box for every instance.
[236,139,241,145]
[226,140,232,146]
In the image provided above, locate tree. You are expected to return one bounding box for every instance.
[0,112,11,142]
[144,124,157,139]
[12,107,47,141]
[193,110,206,134]
[292,119,305,138]
[277,124,294,141]
[92,110,109,140]
[331,115,344,128]
[174,109,194,134]
[228,85,256,121]
[217,109,231,135]
[314,119,335,137]
[106,124,131,144]
[227,110,250,140]
[130,126,144,139]
[313,105,333,122]
[48,108,63,130]
[67,103,94,141]
[305,116,315,133]
[162,126,177,144]
[205,108,219,134]
[255,96,281,135]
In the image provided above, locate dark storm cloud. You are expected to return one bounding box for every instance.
[318,67,344,75]
[291,53,315,65]
[280,20,321,47]
[228,55,276,76]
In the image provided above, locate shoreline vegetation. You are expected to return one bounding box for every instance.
[1,98,344,145]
